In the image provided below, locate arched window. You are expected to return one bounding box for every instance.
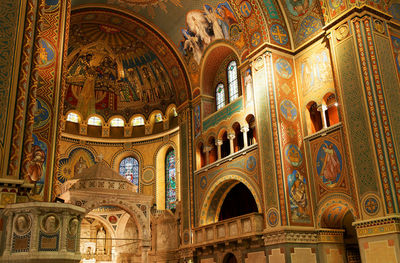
[119,157,139,191]
[216,83,225,110]
[227,60,239,102]
[66,112,80,123]
[132,116,145,126]
[165,149,176,210]
[88,116,102,126]
[110,117,124,127]
[172,108,178,117]
[155,113,163,123]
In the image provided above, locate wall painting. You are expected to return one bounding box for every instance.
[179,2,244,65]
[295,42,336,105]
[55,147,96,196]
[28,135,48,200]
[390,32,400,79]
[273,54,313,226]
[309,129,351,201]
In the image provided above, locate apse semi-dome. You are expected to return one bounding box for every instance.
[65,7,190,123]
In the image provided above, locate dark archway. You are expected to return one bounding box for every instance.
[221,132,230,158]
[342,212,361,263]
[223,253,238,263]
[320,203,360,263]
[218,182,258,221]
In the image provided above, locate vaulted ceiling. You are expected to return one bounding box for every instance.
[67,0,392,118]
[71,0,326,53]
[65,6,190,121]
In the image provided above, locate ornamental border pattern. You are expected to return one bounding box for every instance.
[0,0,21,145]
[353,18,395,213]
[363,18,400,206]
[263,228,344,245]
[8,0,37,178]
[266,53,288,225]
[354,216,400,238]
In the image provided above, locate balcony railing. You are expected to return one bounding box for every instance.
[193,213,264,246]
[194,143,258,175]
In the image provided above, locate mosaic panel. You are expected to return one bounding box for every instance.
[272,54,313,226]
[38,231,59,251]
[12,232,31,253]
[203,98,243,131]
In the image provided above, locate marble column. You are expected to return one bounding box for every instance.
[228,133,235,154]
[204,146,212,166]
[317,104,328,129]
[216,140,223,160]
[241,125,250,148]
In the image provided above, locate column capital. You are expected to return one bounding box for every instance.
[227,133,236,140]
[215,140,223,146]
[241,125,250,133]
[317,104,328,112]
[203,146,212,153]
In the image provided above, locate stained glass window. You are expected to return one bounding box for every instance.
[132,116,145,126]
[165,149,176,210]
[119,157,139,191]
[110,117,124,127]
[66,112,79,123]
[216,83,225,110]
[155,113,163,123]
[227,61,239,102]
[88,116,102,126]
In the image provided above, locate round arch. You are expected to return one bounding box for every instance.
[223,252,239,263]
[108,115,127,127]
[70,4,192,103]
[199,174,262,226]
[317,196,358,228]
[65,110,83,123]
[111,149,144,172]
[200,42,241,97]
[81,198,150,242]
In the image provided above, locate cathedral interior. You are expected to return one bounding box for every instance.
[1,0,400,262]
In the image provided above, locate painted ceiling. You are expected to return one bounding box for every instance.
[68,0,391,112]
[71,0,325,54]
[65,8,190,121]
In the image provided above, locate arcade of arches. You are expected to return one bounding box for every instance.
[1,0,400,262]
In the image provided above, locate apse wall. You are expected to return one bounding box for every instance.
[54,130,180,210]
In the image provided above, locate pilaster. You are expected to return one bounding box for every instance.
[353,215,400,262]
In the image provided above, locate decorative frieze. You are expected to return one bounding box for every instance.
[1,202,85,262]
[353,215,400,238]
[263,227,344,245]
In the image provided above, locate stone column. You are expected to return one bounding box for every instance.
[2,210,14,254]
[204,146,212,165]
[141,246,151,263]
[163,116,169,130]
[317,104,328,129]
[216,140,223,160]
[79,121,88,135]
[177,106,193,245]
[353,216,400,263]
[124,124,132,137]
[102,123,110,137]
[317,229,346,263]
[228,133,235,154]
[241,125,250,148]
